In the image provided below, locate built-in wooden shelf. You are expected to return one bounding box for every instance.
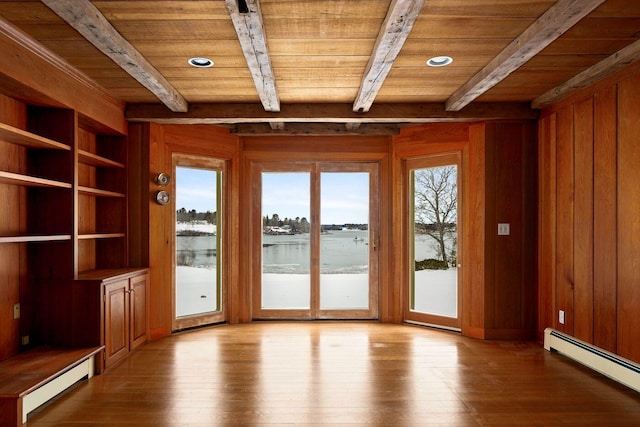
[77,186,125,198]
[0,122,70,150]
[78,233,125,240]
[0,171,71,188]
[78,150,124,168]
[0,234,72,244]
[76,267,149,281]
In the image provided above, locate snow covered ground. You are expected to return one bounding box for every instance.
[176,221,216,235]
[176,266,457,318]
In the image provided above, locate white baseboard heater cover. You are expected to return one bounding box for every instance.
[544,328,640,393]
[22,356,95,423]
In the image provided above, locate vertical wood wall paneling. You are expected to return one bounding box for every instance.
[245,157,261,323]
[484,121,537,339]
[537,113,557,341]
[573,97,594,343]
[592,86,617,353]
[617,74,640,362]
[493,123,523,331]
[0,94,26,360]
[555,105,575,335]
[228,137,242,324]
[128,123,150,269]
[388,139,404,323]
[540,62,640,364]
[483,123,497,332]
[146,123,170,339]
[464,123,487,339]
[523,122,538,335]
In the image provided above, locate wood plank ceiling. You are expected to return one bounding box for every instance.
[1,0,639,134]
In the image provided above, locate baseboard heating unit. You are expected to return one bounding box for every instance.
[544,328,640,393]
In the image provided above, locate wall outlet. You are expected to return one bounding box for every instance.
[13,303,20,320]
[497,223,510,236]
[559,310,565,325]
[21,336,29,346]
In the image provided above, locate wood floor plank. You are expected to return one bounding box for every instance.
[25,322,640,426]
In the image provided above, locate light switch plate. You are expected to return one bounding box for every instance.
[497,223,510,236]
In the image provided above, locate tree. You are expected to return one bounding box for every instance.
[414,166,457,264]
[204,210,216,224]
[299,217,310,233]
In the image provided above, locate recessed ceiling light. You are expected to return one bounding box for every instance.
[426,56,453,67]
[188,57,214,68]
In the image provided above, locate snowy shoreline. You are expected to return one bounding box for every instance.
[177,266,456,318]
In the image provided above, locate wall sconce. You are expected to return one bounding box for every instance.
[154,173,171,186]
[155,190,171,205]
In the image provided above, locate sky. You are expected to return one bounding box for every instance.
[175,168,369,225]
[263,172,369,225]
[175,167,218,213]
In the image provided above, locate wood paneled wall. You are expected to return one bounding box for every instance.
[478,122,537,339]
[538,62,640,363]
[128,123,241,339]
[392,121,537,339]
[130,121,537,340]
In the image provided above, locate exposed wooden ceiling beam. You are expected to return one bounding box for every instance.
[532,39,640,109]
[352,0,426,113]
[41,0,188,113]
[126,102,538,125]
[445,0,606,112]
[233,123,400,136]
[225,0,280,112]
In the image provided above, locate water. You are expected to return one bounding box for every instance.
[177,230,444,273]
[263,229,370,274]
[176,235,217,268]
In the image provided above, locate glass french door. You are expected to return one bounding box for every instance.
[406,153,461,330]
[254,162,379,319]
[172,154,225,330]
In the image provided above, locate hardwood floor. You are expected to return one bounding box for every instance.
[27,322,640,426]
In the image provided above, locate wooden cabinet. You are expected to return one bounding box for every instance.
[36,269,149,370]
[104,279,129,367]
[103,270,149,368]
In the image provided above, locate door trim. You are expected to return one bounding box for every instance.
[171,154,227,331]
[404,152,462,330]
[251,161,380,320]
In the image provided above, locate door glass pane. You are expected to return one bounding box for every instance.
[410,165,458,318]
[262,172,311,309]
[320,172,369,310]
[175,167,221,317]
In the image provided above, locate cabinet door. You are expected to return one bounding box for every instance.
[129,273,148,350]
[104,279,129,368]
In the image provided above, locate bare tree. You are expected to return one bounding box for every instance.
[413,166,457,264]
